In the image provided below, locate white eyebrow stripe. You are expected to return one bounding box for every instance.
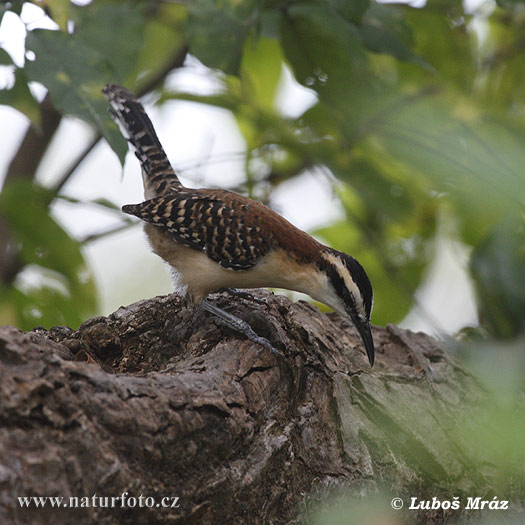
[322,251,366,319]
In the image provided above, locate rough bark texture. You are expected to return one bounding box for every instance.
[0,290,486,524]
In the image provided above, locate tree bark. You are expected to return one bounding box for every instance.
[0,290,485,524]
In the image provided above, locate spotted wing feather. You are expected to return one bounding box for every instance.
[122,190,273,270]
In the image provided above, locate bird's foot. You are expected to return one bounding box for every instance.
[201,299,282,357]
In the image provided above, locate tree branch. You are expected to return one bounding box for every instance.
[0,290,493,525]
[5,93,62,183]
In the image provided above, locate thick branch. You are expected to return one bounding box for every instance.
[5,93,61,183]
[0,290,489,524]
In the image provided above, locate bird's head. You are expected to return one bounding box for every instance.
[317,249,375,366]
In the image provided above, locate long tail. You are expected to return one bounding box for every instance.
[102,84,183,198]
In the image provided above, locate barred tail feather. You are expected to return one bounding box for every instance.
[102,84,183,198]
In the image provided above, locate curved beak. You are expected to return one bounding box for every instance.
[354,318,375,367]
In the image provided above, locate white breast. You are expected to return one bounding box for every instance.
[143,224,333,306]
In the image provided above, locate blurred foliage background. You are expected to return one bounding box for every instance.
[0,0,524,522]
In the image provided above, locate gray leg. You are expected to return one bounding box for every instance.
[201,300,282,357]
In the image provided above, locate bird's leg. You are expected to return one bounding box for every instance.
[201,299,282,357]
[222,288,268,305]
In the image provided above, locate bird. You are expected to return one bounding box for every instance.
[102,84,376,366]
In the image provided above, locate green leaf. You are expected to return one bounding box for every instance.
[240,36,283,112]
[259,10,280,39]
[187,0,258,75]
[71,2,144,84]
[39,0,70,31]
[470,214,525,339]
[0,48,13,65]
[24,4,146,164]
[404,3,474,90]
[0,68,41,127]
[24,28,128,164]
[134,3,187,89]
[360,3,429,69]
[335,158,415,223]
[280,4,377,134]
[0,285,30,328]
[1,182,77,278]
[0,180,97,329]
[281,5,369,96]
[494,0,524,10]
[368,92,525,245]
[0,279,81,330]
[476,14,525,113]
[328,0,371,24]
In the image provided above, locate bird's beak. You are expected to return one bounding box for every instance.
[354,318,375,367]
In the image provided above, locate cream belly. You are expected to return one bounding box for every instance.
[144,224,333,306]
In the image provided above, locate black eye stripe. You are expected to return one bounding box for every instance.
[318,250,373,319]
[330,267,356,309]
